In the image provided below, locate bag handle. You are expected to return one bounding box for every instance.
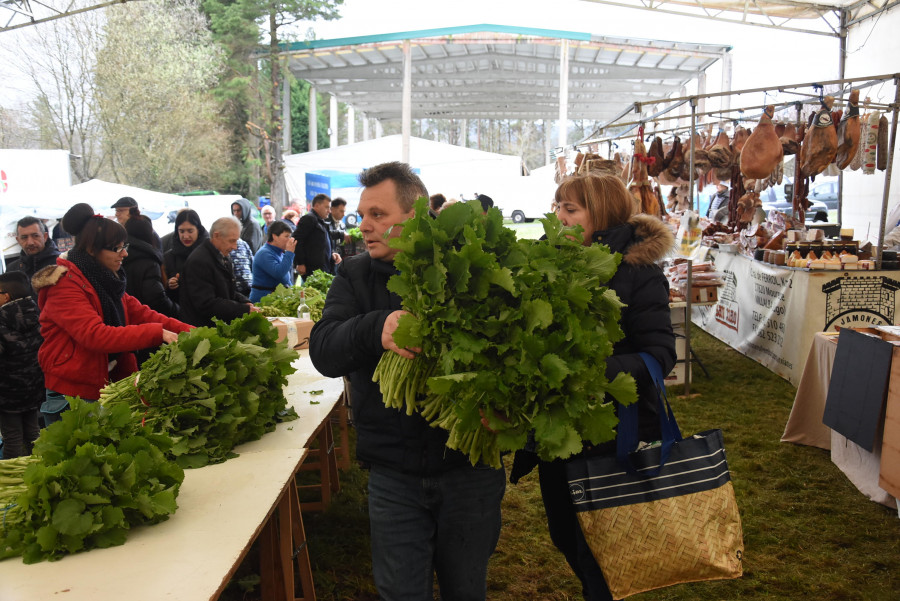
[614,352,683,475]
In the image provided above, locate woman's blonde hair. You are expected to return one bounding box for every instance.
[554,173,636,233]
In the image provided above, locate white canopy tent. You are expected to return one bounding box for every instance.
[283,134,523,219]
[1,179,188,267]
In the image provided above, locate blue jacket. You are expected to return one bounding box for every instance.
[250,243,295,303]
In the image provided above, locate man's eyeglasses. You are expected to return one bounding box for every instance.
[105,243,129,254]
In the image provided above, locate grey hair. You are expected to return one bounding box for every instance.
[210,216,241,237]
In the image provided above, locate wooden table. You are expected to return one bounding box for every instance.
[0,351,346,601]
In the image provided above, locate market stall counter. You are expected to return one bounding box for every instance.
[0,351,344,601]
[782,329,897,509]
[693,250,900,386]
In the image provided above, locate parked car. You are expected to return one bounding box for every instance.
[761,178,830,222]
[807,179,839,210]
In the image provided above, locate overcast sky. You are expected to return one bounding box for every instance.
[0,0,858,117]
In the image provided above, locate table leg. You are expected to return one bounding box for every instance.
[259,479,317,601]
[299,407,342,512]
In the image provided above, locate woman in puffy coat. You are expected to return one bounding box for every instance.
[163,209,207,305]
[537,173,676,601]
[32,203,192,423]
[124,216,180,318]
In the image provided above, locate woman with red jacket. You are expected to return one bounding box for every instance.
[32,203,193,424]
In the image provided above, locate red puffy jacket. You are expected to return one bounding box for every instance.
[33,259,193,400]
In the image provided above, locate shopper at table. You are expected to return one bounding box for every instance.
[309,161,505,601]
[249,221,297,303]
[179,216,259,327]
[124,215,180,319]
[531,172,676,601]
[163,209,208,307]
[32,203,192,424]
[0,271,44,457]
[292,193,341,277]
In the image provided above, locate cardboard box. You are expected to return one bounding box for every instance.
[681,285,718,304]
[271,317,314,350]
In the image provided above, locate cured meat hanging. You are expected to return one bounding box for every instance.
[835,90,861,170]
[629,128,661,217]
[779,123,800,156]
[740,105,784,179]
[800,96,838,177]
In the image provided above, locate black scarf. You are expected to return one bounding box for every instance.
[68,248,127,327]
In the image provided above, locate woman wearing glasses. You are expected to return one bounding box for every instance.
[32,203,192,424]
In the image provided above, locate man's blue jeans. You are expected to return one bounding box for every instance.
[367,462,506,601]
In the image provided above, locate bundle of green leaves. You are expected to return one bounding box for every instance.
[99,312,299,468]
[0,399,184,563]
[256,284,325,320]
[302,269,335,295]
[375,198,637,467]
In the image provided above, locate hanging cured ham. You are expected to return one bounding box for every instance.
[779,123,800,156]
[740,105,784,179]
[707,130,733,168]
[835,90,861,169]
[647,137,665,177]
[629,134,660,216]
[800,96,838,177]
[665,135,685,179]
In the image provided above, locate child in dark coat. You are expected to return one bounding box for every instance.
[0,271,44,458]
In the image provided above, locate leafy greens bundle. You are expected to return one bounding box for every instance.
[99,312,299,468]
[374,198,637,468]
[256,283,326,320]
[0,399,184,563]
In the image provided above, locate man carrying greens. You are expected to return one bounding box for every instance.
[309,161,505,601]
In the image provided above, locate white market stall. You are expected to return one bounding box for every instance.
[283,134,523,216]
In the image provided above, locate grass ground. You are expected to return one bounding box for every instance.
[222,326,900,600]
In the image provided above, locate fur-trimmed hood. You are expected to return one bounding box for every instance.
[31,263,69,293]
[593,214,674,267]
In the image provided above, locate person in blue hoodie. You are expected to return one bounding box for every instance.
[249,221,297,303]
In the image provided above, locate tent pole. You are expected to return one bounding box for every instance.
[876,77,900,268]
[402,40,412,164]
[558,39,570,149]
[308,85,317,152]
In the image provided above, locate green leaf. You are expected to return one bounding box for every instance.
[604,372,638,406]
[192,337,211,366]
[523,299,553,333]
[52,499,94,536]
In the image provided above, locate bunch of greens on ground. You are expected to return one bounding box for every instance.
[99,312,299,469]
[0,399,183,563]
[256,283,326,320]
[373,198,636,467]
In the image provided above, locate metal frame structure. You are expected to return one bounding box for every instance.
[577,0,899,37]
[1,0,132,32]
[282,25,731,125]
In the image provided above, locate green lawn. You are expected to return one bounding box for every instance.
[223,326,900,600]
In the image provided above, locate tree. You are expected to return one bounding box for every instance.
[94,0,230,192]
[202,0,342,214]
[1,8,107,181]
[290,77,329,153]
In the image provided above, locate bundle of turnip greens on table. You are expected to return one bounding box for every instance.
[373,198,637,468]
[0,312,300,563]
[99,312,299,468]
[0,399,183,563]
